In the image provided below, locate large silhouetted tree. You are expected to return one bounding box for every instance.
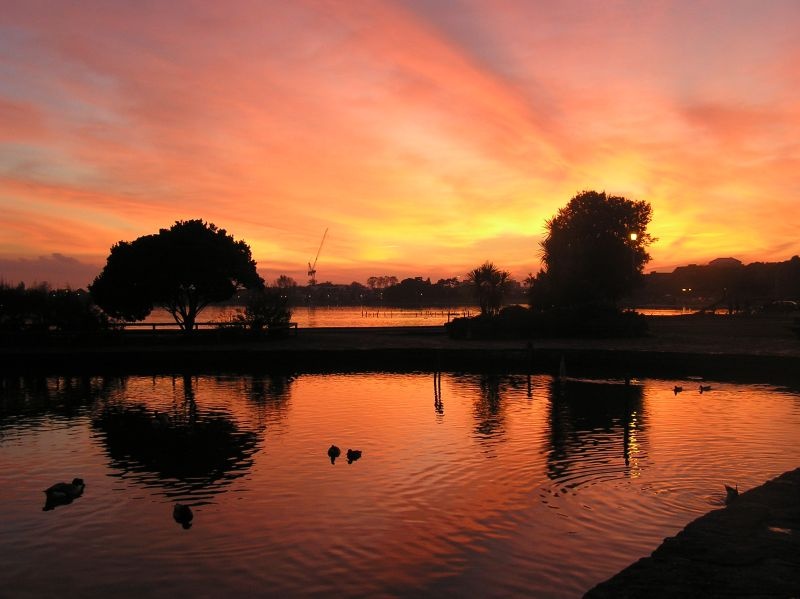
[90,220,264,331]
[531,191,654,309]
[467,261,510,316]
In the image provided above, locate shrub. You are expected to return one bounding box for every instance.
[445,304,647,339]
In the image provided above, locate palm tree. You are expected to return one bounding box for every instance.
[467,261,510,316]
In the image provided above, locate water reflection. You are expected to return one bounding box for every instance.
[474,374,506,439]
[450,373,530,442]
[2,372,800,599]
[0,375,124,427]
[245,374,294,433]
[433,371,444,418]
[90,375,288,494]
[546,379,647,483]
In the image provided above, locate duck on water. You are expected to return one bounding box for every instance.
[43,478,85,511]
[173,503,194,529]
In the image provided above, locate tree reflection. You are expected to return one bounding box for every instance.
[239,373,295,432]
[545,379,647,480]
[249,373,294,404]
[0,375,125,427]
[450,373,527,442]
[474,374,505,438]
[92,375,266,493]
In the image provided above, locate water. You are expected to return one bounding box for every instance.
[2,373,799,597]
[143,305,474,328]
[142,306,687,328]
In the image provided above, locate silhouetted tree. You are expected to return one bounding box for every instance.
[274,275,297,288]
[531,191,654,309]
[273,275,299,304]
[90,220,263,331]
[383,277,431,305]
[367,275,398,289]
[0,283,107,331]
[467,261,510,316]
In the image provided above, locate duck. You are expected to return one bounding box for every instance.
[724,483,739,503]
[44,478,85,501]
[173,503,194,529]
[346,449,362,464]
[43,478,85,511]
[673,386,683,395]
[699,385,712,394]
[328,444,341,464]
[152,410,171,429]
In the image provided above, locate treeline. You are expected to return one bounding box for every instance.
[256,276,529,308]
[631,256,800,312]
[0,283,108,332]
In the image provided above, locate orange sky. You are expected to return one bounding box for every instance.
[1,0,799,288]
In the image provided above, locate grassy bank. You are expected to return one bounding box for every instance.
[2,314,799,382]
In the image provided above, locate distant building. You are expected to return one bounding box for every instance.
[708,257,743,268]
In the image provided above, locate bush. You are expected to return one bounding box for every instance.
[225,288,293,336]
[445,304,647,339]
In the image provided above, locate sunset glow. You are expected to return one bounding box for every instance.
[1,0,798,287]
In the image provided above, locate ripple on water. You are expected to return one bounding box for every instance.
[2,373,800,598]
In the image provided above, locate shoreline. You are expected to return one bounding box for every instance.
[585,467,800,598]
[2,314,799,382]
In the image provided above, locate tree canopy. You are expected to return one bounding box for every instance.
[531,191,654,309]
[90,220,264,330]
[467,261,511,316]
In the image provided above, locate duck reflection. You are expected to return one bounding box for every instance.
[546,379,647,480]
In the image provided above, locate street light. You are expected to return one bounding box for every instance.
[629,232,638,242]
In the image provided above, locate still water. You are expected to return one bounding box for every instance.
[143,306,689,328]
[144,306,475,328]
[2,373,799,597]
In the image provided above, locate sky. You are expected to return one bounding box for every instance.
[1,0,799,288]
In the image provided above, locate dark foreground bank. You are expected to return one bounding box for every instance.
[585,467,800,598]
[2,314,800,382]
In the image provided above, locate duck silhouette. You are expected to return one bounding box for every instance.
[152,410,171,429]
[43,478,85,511]
[699,385,712,394]
[327,445,341,464]
[173,503,194,529]
[346,449,362,464]
[724,483,738,503]
[673,386,683,395]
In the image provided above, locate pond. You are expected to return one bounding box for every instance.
[2,372,799,597]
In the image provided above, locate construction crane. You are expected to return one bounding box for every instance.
[307,228,328,286]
